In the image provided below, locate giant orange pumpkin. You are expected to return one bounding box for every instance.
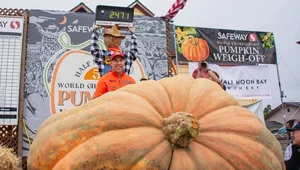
[182,36,210,61]
[27,75,284,170]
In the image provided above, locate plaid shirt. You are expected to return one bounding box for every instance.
[90,29,138,77]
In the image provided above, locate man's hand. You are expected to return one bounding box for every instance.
[92,23,101,30]
[128,26,136,34]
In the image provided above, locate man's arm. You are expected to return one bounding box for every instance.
[124,27,138,75]
[129,34,138,60]
[93,77,108,99]
[91,28,106,77]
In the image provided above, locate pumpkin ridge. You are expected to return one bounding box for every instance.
[29,105,112,169]
[53,127,167,169]
[117,90,164,119]
[51,127,165,169]
[197,106,259,128]
[187,140,236,169]
[31,95,164,169]
[189,45,194,60]
[182,80,197,112]
[196,109,283,163]
[196,131,267,145]
[170,148,199,169]
[191,136,247,169]
[185,79,237,120]
[42,97,163,134]
[193,98,238,120]
[158,76,195,113]
[36,107,83,135]
[198,125,261,136]
[157,80,175,115]
[203,40,210,55]
[197,106,257,123]
[118,81,172,118]
[96,91,165,129]
[254,129,284,168]
[37,97,116,136]
[185,80,208,114]
[190,46,196,60]
[130,140,173,169]
[192,132,282,169]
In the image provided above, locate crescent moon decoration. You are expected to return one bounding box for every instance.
[59,16,67,25]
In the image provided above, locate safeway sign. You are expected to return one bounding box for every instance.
[0,16,23,33]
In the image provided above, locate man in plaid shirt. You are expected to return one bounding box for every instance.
[90,24,138,77]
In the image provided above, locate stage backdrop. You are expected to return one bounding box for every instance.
[23,10,168,156]
[189,62,272,99]
[175,26,276,65]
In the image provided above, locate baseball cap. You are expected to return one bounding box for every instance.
[111,52,125,60]
[286,122,300,132]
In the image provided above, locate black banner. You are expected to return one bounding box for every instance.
[175,26,276,65]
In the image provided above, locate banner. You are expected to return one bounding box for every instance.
[23,10,168,156]
[0,16,24,125]
[189,63,272,99]
[175,26,276,65]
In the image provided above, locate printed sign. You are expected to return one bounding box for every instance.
[50,49,144,114]
[0,16,24,125]
[175,26,276,65]
[189,62,272,99]
[23,10,168,156]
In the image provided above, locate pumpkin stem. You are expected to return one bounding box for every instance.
[162,112,199,148]
[187,35,198,46]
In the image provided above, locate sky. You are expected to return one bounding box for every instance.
[2,0,300,109]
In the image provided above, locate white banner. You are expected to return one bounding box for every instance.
[0,16,24,125]
[189,62,272,99]
[0,16,24,33]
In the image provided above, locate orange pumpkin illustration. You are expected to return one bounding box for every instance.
[182,36,210,61]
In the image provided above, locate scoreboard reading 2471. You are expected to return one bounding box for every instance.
[95,5,134,27]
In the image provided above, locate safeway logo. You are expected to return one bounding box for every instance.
[248,33,258,42]
[10,21,20,29]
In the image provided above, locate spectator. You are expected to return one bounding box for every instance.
[286,119,299,139]
[284,122,300,170]
[192,61,223,89]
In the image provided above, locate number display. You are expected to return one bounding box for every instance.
[96,5,134,23]
[109,11,131,20]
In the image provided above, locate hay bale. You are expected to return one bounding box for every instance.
[0,144,20,170]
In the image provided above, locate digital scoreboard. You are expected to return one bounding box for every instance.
[95,5,134,27]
